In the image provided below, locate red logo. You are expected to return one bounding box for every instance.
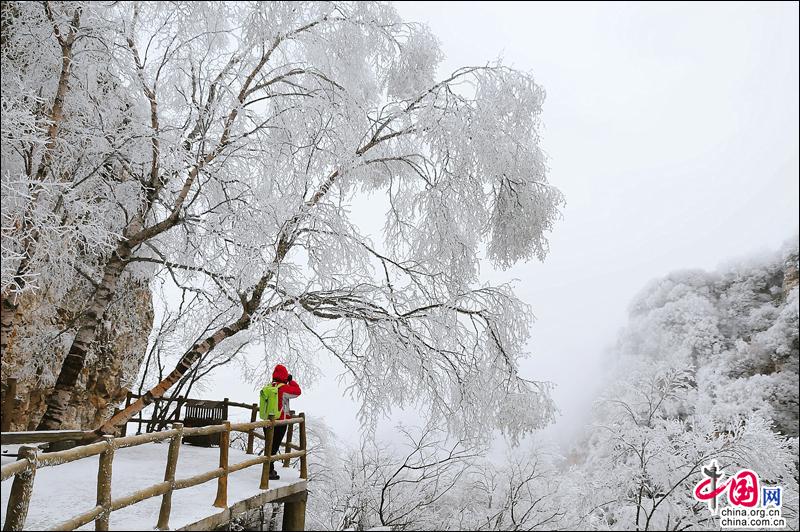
[727,470,759,507]
[694,462,760,514]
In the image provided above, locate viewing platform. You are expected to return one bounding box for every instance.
[1,413,309,531]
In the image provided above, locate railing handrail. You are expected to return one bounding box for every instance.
[0,416,304,479]
[0,429,95,446]
[126,392,255,411]
[1,414,308,531]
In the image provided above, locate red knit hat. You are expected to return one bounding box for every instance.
[272,364,289,383]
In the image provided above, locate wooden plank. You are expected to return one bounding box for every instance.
[181,423,226,437]
[95,436,115,531]
[228,416,301,433]
[271,450,305,462]
[225,400,257,409]
[225,450,305,477]
[36,440,108,467]
[0,430,92,446]
[0,459,28,482]
[157,422,183,530]
[227,455,266,475]
[126,393,256,410]
[172,468,225,490]
[2,446,37,531]
[48,505,103,532]
[212,421,230,508]
[229,420,266,432]
[109,481,171,512]
[250,433,302,449]
[115,428,178,449]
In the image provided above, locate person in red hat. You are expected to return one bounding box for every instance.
[266,364,301,480]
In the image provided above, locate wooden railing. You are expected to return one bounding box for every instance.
[0,429,95,447]
[2,396,265,456]
[0,413,308,531]
[119,393,262,454]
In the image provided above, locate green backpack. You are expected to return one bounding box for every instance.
[259,383,284,420]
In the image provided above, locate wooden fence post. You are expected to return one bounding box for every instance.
[3,445,37,531]
[95,435,115,531]
[157,422,183,530]
[246,403,257,455]
[1,377,17,432]
[213,421,231,508]
[299,413,307,480]
[259,414,275,490]
[283,410,294,467]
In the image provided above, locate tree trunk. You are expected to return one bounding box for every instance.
[36,248,131,430]
[94,314,251,435]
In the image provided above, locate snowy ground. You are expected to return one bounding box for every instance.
[1,442,302,530]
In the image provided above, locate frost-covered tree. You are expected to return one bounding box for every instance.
[565,240,800,530]
[619,240,799,438]
[451,449,566,531]
[566,360,797,531]
[2,1,563,434]
[304,421,564,532]
[308,424,481,531]
[304,242,800,531]
[1,1,160,428]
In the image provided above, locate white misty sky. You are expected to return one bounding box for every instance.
[207,1,800,446]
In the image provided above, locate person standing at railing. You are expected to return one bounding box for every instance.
[259,363,301,480]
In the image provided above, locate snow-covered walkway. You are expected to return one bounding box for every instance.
[1,442,303,530]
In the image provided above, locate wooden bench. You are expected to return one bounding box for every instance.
[182,399,228,447]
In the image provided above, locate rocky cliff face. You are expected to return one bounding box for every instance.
[569,241,800,532]
[1,277,153,431]
[784,259,799,296]
[619,239,800,438]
